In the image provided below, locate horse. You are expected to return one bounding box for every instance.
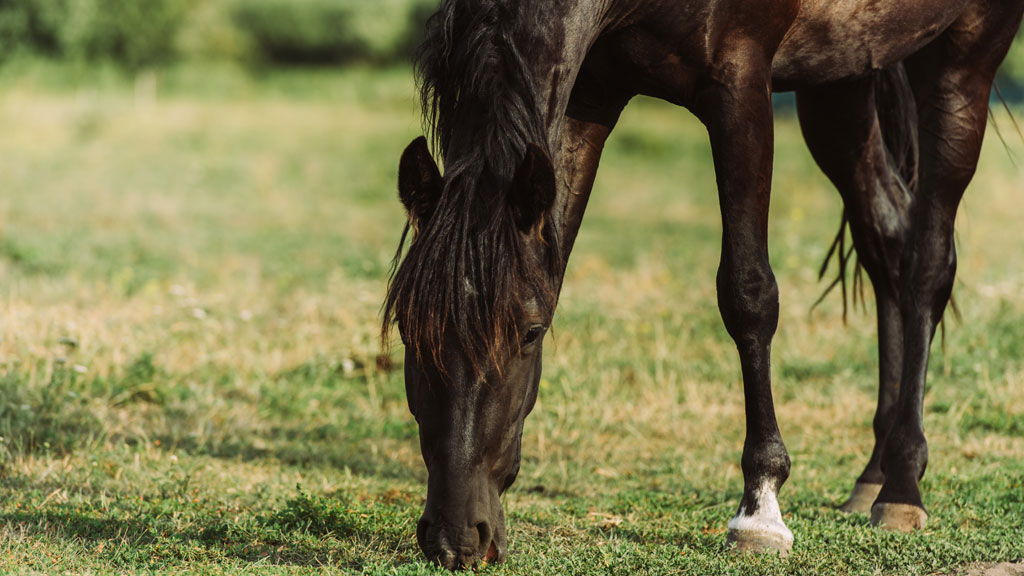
[382,0,1024,569]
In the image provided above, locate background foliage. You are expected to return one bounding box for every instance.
[0,0,434,69]
[0,0,1021,89]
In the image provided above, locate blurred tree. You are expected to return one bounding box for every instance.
[394,0,436,62]
[176,0,254,64]
[23,0,64,53]
[0,3,31,58]
[60,0,193,70]
[231,0,366,65]
[0,0,1020,91]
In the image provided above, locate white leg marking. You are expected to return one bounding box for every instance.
[727,482,793,546]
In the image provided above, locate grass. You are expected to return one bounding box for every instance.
[0,62,1022,575]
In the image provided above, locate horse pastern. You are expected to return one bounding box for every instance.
[839,482,883,515]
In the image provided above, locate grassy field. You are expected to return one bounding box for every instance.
[0,63,1022,575]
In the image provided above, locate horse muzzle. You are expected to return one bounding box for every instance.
[416,475,507,570]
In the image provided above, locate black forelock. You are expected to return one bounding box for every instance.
[416,0,546,181]
[383,0,559,378]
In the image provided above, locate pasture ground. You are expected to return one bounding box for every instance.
[0,62,1022,575]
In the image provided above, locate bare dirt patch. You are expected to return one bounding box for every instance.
[951,563,1024,576]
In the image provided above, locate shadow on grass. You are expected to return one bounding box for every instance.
[0,466,428,571]
[147,426,424,483]
[0,498,423,571]
[0,508,337,567]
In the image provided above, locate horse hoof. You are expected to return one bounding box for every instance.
[726,483,793,557]
[839,482,882,515]
[870,502,927,532]
[726,528,793,557]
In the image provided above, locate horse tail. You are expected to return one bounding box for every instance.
[814,63,923,323]
[988,82,1022,169]
[874,63,919,194]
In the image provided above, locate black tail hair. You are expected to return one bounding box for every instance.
[813,64,921,322]
[989,82,1023,168]
[814,64,968,329]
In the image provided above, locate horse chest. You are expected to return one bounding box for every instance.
[582,26,709,106]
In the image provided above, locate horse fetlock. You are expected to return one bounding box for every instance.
[840,482,883,515]
[742,441,791,486]
[880,425,928,481]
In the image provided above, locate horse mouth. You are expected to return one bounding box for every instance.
[429,540,501,570]
[484,541,499,564]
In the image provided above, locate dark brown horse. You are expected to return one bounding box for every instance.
[383,0,1024,568]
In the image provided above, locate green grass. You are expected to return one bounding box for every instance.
[0,64,1022,575]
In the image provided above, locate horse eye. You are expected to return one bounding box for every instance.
[522,325,546,346]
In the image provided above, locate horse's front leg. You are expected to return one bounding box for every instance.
[695,48,791,555]
[551,68,632,272]
[553,117,615,265]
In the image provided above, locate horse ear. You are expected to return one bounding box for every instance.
[510,143,556,232]
[398,136,443,222]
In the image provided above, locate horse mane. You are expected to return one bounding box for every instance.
[382,0,559,378]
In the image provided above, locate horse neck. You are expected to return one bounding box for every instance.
[522,1,612,144]
[515,2,613,276]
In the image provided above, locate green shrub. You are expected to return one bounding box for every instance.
[0,0,59,58]
[0,5,29,58]
[60,0,194,69]
[0,0,445,69]
[265,489,359,536]
[176,0,253,63]
[22,0,65,53]
[0,0,194,69]
[393,0,435,62]
[231,0,368,65]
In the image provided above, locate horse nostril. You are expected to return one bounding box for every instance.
[416,516,431,554]
[476,521,491,549]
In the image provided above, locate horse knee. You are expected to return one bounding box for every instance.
[717,262,779,347]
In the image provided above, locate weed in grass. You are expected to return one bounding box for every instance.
[0,363,104,457]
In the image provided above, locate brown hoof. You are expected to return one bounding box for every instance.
[839,482,882,515]
[870,502,927,532]
[726,528,793,557]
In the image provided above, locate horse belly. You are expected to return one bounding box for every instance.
[772,0,970,87]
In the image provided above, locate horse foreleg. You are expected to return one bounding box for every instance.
[553,117,613,269]
[695,47,792,556]
[553,69,632,272]
[795,70,915,514]
[873,1,1024,532]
